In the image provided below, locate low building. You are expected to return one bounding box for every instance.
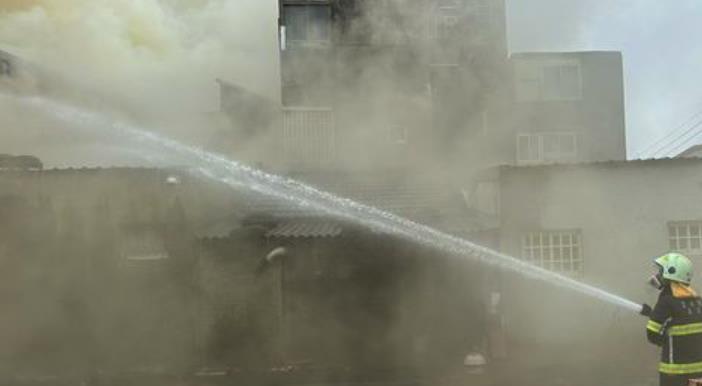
[198,169,493,377]
[676,143,702,158]
[496,158,702,383]
[0,165,493,381]
[0,167,239,375]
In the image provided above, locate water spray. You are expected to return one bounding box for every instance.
[4,93,643,314]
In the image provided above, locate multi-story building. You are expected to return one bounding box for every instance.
[508,51,627,165]
[465,51,627,171]
[218,3,627,179]
[274,0,509,171]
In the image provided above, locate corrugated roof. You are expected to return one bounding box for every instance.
[510,50,621,59]
[265,221,343,238]
[500,157,702,171]
[232,170,498,236]
[3,166,494,237]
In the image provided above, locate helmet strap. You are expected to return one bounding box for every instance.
[649,272,666,290]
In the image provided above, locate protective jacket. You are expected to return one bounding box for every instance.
[647,285,702,386]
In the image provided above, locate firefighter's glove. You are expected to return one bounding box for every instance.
[640,303,653,317]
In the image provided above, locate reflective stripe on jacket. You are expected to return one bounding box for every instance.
[647,286,702,376]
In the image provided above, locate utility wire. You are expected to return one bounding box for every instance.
[637,104,702,156]
[649,119,702,158]
[638,118,701,158]
[636,104,702,158]
[662,122,702,157]
[641,112,702,158]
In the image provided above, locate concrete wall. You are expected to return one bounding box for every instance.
[0,168,245,374]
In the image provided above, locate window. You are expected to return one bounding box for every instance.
[0,60,10,77]
[465,0,492,44]
[522,231,583,275]
[282,107,335,167]
[517,132,577,164]
[668,221,702,257]
[387,126,408,145]
[284,5,331,46]
[542,65,581,100]
[432,2,462,41]
[515,59,582,101]
[122,227,169,261]
[436,15,460,38]
[462,180,499,216]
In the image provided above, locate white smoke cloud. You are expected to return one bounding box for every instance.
[0,0,281,167]
[0,0,280,114]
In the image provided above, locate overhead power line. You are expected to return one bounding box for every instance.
[649,119,702,158]
[636,102,702,158]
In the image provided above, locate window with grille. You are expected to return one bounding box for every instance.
[522,231,583,275]
[542,64,581,100]
[515,59,582,102]
[387,126,408,145]
[517,132,577,164]
[121,227,169,261]
[284,5,331,46]
[282,107,336,167]
[431,0,492,44]
[0,60,10,77]
[431,1,461,41]
[668,221,702,257]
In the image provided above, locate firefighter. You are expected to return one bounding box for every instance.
[641,252,702,386]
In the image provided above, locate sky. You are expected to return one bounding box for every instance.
[507,0,702,158]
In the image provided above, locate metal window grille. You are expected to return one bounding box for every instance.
[542,64,582,100]
[515,60,582,102]
[387,126,408,145]
[284,5,331,46]
[522,231,583,275]
[0,60,10,76]
[122,228,169,261]
[282,107,336,167]
[430,1,460,40]
[517,132,577,164]
[668,221,702,257]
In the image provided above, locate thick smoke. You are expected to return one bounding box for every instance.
[0,0,280,167]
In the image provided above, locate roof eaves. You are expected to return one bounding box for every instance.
[499,157,702,172]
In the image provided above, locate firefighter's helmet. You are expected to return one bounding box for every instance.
[655,252,694,284]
